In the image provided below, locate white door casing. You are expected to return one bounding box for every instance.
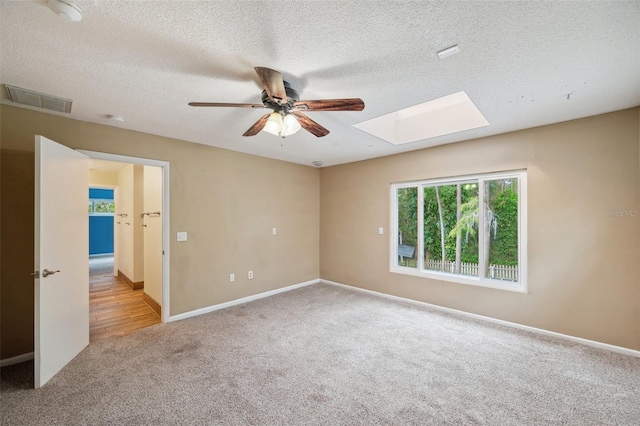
[34,136,89,388]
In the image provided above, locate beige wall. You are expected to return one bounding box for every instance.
[116,165,132,279]
[114,187,121,275]
[143,165,163,306]
[133,165,145,283]
[320,108,640,350]
[0,104,320,359]
[0,149,35,359]
[89,169,118,187]
[115,164,144,283]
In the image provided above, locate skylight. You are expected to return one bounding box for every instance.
[353,91,489,145]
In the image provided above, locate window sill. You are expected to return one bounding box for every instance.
[389,266,527,293]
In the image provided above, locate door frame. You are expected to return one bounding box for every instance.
[79,150,171,323]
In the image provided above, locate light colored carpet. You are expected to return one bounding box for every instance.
[1,283,639,425]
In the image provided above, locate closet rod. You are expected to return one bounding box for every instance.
[141,211,161,218]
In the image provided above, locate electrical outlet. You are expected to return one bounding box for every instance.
[378,227,384,235]
[248,271,253,279]
[230,273,235,282]
[272,227,277,236]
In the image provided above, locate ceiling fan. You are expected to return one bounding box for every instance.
[189,67,365,138]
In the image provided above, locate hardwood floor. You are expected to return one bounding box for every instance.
[89,274,160,342]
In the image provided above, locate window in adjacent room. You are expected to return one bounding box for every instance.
[88,188,115,215]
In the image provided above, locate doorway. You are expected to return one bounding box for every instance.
[87,161,164,341]
[80,150,171,327]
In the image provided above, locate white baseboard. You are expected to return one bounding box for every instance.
[0,351,34,367]
[321,279,640,359]
[169,279,320,322]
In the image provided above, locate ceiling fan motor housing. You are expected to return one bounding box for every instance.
[262,81,299,112]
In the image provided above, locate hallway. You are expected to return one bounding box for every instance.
[89,272,160,342]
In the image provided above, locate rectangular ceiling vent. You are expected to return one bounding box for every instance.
[5,85,72,113]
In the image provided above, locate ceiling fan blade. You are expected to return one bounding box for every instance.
[189,102,265,108]
[292,98,365,112]
[242,113,271,136]
[254,67,287,104]
[292,112,330,137]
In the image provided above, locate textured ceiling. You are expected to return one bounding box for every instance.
[1,1,639,167]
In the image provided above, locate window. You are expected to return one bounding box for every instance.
[391,170,527,292]
[88,199,115,215]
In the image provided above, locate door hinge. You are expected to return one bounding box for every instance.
[31,271,40,278]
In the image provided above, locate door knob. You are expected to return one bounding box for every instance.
[42,269,60,277]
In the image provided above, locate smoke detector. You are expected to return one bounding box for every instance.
[48,0,83,22]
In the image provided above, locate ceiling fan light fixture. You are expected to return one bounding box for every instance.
[263,112,283,136]
[281,113,301,136]
[262,112,302,137]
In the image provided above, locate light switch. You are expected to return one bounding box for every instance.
[176,231,187,242]
[378,227,384,235]
[272,227,277,236]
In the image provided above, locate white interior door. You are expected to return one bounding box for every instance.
[34,136,89,388]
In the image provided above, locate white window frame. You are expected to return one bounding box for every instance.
[390,170,527,293]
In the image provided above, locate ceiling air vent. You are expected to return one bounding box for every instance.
[5,85,72,113]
